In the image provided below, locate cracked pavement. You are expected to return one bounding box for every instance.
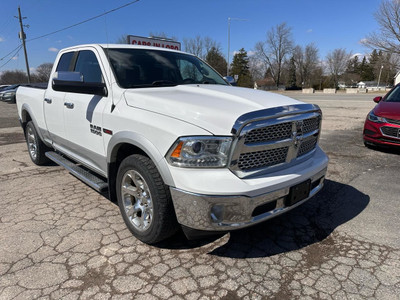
[0,94,399,299]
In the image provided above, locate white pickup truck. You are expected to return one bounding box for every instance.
[17,44,328,244]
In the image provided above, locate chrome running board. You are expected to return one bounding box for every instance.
[45,151,108,192]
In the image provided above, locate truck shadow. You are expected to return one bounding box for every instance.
[157,179,370,258]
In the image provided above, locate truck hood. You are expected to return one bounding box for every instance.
[123,85,302,135]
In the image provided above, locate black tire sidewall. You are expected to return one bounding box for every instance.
[26,121,41,165]
[25,121,49,165]
[116,155,170,244]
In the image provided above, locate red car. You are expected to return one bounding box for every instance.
[363,85,400,148]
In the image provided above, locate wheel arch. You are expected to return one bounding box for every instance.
[107,131,174,203]
[20,104,34,133]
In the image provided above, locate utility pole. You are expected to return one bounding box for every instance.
[16,6,31,83]
[377,65,383,90]
[227,17,231,76]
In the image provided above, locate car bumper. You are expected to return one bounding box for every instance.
[363,119,400,147]
[1,94,16,102]
[169,148,328,231]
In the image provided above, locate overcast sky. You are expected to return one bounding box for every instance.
[0,0,381,73]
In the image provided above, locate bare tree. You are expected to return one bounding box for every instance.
[204,37,219,56]
[362,0,400,54]
[293,46,304,85]
[326,48,351,88]
[184,36,204,58]
[293,43,320,88]
[248,55,266,82]
[33,63,53,83]
[183,36,219,59]
[0,70,28,84]
[255,22,293,87]
[116,34,129,44]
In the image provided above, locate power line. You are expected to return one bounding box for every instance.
[17,6,31,83]
[1,0,140,71]
[27,0,140,43]
[0,44,22,62]
[0,45,22,70]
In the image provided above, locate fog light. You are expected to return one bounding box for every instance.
[364,129,376,136]
[211,205,224,222]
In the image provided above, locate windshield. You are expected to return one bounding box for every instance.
[105,48,228,88]
[385,85,400,102]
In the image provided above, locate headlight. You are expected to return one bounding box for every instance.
[368,111,387,123]
[167,136,233,168]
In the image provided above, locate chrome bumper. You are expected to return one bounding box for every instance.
[170,168,327,231]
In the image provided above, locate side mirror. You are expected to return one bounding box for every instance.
[373,96,382,103]
[52,71,107,97]
[53,71,83,82]
[223,76,237,86]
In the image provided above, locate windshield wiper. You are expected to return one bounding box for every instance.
[152,80,177,87]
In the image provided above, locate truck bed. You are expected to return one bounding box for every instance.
[20,83,47,89]
[16,86,47,134]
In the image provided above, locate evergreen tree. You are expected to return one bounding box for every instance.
[359,56,374,81]
[369,49,382,80]
[230,48,253,88]
[343,56,361,86]
[369,50,380,67]
[205,47,227,76]
[287,56,297,89]
[346,56,360,74]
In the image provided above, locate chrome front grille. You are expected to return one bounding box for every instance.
[229,104,322,178]
[245,122,292,144]
[381,126,400,138]
[298,136,318,157]
[302,117,320,133]
[238,147,289,170]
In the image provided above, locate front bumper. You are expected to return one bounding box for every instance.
[170,166,327,231]
[363,119,400,147]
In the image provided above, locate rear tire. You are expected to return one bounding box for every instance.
[25,121,50,165]
[116,154,178,244]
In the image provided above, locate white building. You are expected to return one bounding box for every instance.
[394,71,400,85]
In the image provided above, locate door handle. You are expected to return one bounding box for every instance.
[64,102,74,109]
[44,98,52,104]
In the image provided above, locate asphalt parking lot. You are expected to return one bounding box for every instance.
[0,92,399,299]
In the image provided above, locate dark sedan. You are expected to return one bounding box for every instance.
[363,84,400,148]
[0,84,19,103]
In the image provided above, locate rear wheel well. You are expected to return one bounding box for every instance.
[108,143,149,203]
[21,110,32,133]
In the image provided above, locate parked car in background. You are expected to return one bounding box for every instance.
[363,84,400,148]
[0,84,20,103]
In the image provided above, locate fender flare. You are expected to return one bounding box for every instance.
[107,131,175,187]
[20,103,47,144]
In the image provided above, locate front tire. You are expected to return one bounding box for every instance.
[116,154,178,244]
[25,121,50,165]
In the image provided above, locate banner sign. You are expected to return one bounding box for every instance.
[127,35,181,51]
